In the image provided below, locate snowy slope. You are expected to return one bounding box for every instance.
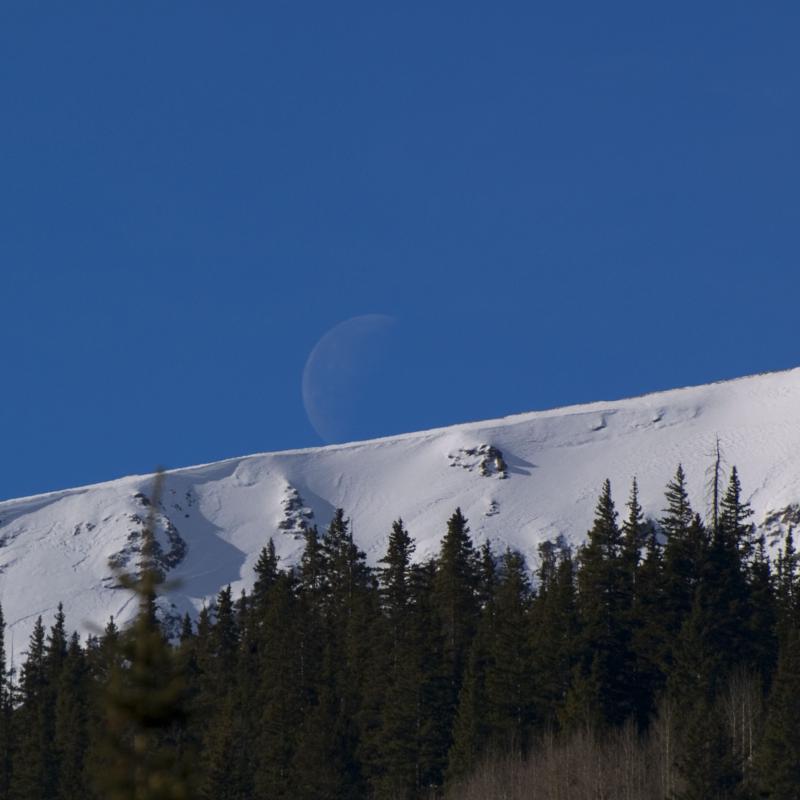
[2,367,800,663]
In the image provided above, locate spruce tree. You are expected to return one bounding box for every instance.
[433,508,480,727]
[775,528,798,639]
[446,610,492,784]
[252,538,279,608]
[0,604,11,799]
[12,615,54,800]
[369,520,419,797]
[673,699,742,800]
[476,540,497,611]
[252,571,304,800]
[529,539,579,728]
[201,695,249,800]
[629,523,669,725]
[378,519,416,643]
[94,473,192,800]
[483,550,534,750]
[755,626,800,798]
[54,633,89,800]
[660,466,706,669]
[621,478,649,610]
[576,480,634,725]
[409,560,452,792]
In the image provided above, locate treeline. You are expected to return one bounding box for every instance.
[1,462,800,799]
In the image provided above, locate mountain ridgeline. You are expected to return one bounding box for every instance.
[2,458,800,799]
[3,366,800,667]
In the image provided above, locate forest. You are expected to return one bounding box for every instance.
[1,459,799,800]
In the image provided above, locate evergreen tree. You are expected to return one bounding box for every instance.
[719,466,755,561]
[483,550,534,750]
[378,519,416,640]
[433,508,480,727]
[12,615,54,800]
[446,609,492,784]
[476,540,497,610]
[54,633,89,800]
[252,538,279,608]
[409,560,452,792]
[629,524,669,724]
[252,571,304,800]
[201,696,249,800]
[529,538,579,728]
[660,466,707,668]
[775,528,798,639]
[211,585,239,677]
[0,604,11,799]
[621,478,646,601]
[576,480,634,725]
[756,627,800,799]
[369,520,419,797]
[673,700,742,800]
[298,525,325,606]
[5,464,800,799]
[94,472,193,800]
[747,534,778,684]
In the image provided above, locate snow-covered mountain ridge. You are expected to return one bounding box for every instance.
[2,366,800,662]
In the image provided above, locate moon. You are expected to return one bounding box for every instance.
[302,314,398,444]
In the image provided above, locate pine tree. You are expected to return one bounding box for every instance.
[629,522,669,726]
[529,538,580,728]
[211,584,239,677]
[673,699,742,800]
[576,480,634,725]
[201,695,249,800]
[446,611,492,784]
[433,508,480,726]
[252,538,279,608]
[747,534,778,684]
[775,528,798,639]
[370,520,419,798]
[297,509,374,800]
[0,604,11,799]
[12,615,55,800]
[719,466,755,561]
[298,524,325,605]
[378,519,416,641]
[660,466,707,669]
[94,472,193,800]
[252,571,304,800]
[54,633,89,800]
[409,560,452,792]
[621,477,646,607]
[755,627,800,799]
[476,540,497,610]
[483,550,534,750]
[46,603,68,682]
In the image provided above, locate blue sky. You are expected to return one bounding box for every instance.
[1,2,799,499]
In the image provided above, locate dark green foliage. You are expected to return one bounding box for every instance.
[433,509,480,720]
[575,480,636,725]
[54,633,89,800]
[252,571,304,799]
[252,537,279,604]
[12,615,55,800]
[661,466,704,620]
[7,460,800,799]
[0,604,12,799]
[673,700,742,800]
[529,537,580,727]
[483,550,535,749]
[94,473,193,800]
[755,628,800,798]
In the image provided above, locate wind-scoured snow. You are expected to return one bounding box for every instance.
[2,367,800,663]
